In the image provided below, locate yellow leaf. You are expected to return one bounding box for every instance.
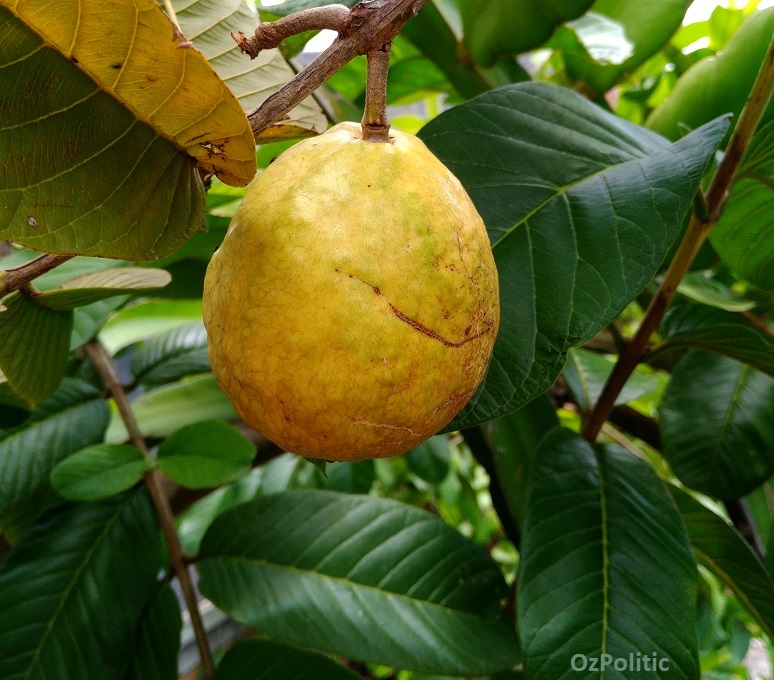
[2,0,257,186]
[170,0,327,141]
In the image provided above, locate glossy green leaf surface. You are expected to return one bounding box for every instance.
[671,486,774,640]
[176,455,326,556]
[460,0,594,67]
[0,490,159,680]
[481,395,558,528]
[401,1,529,100]
[419,82,727,429]
[35,268,171,310]
[157,420,255,489]
[660,351,774,499]
[709,120,774,289]
[214,639,361,680]
[106,375,236,442]
[325,460,376,494]
[562,347,660,412]
[518,429,699,679]
[0,7,206,260]
[131,322,210,385]
[0,379,109,515]
[50,444,147,501]
[199,490,519,675]
[405,435,451,484]
[647,8,774,140]
[657,303,774,376]
[0,252,131,350]
[126,585,182,680]
[676,271,755,312]
[99,300,203,354]
[564,0,689,93]
[0,292,72,403]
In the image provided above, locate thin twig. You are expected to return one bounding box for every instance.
[233,5,351,56]
[83,341,216,680]
[361,43,392,142]
[241,0,427,138]
[582,35,774,442]
[0,254,72,297]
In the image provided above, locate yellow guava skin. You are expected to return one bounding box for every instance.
[203,122,499,461]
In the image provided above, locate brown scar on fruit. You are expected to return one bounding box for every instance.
[336,269,494,348]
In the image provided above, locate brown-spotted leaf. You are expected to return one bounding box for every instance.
[5,0,256,185]
[0,0,257,260]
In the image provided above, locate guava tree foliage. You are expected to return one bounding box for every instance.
[0,0,772,679]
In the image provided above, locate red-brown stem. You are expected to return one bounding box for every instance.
[83,341,216,680]
[361,43,392,143]
[582,35,774,443]
[0,254,73,297]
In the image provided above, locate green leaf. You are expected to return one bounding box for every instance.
[518,429,699,679]
[709,120,774,289]
[400,2,529,101]
[0,7,207,260]
[214,639,361,680]
[562,347,660,412]
[0,292,73,403]
[657,302,774,377]
[171,0,325,141]
[157,420,255,489]
[0,489,160,680]
[671,486,774,640]
[481,395,558,527]
[35,267,171,310]
[676,271,755,312]
[126,585,182,680]
[258,0,357,15]
[660,351,774,499]
[51,444,147,501]
[198,490,519,675]
[0,371,32,429]
[325,459,376,494]
[99,299,202,354]
[106,375,236,443]
[460,0,594,67]
[1,253,133,349]
[563,0,690,94]
[550,12,634,68]
[647,8,774,141]
[176,454,325,555]
[405,435,451,484]
[419,82,728,429]
[130,322,210,385]
[0,378,109,516]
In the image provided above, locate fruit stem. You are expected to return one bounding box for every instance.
[361,42,392,143]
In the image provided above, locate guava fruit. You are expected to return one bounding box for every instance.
[203,122,499,461]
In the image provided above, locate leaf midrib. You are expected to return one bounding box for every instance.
[203,554,507,624]
[23,496,133,679]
